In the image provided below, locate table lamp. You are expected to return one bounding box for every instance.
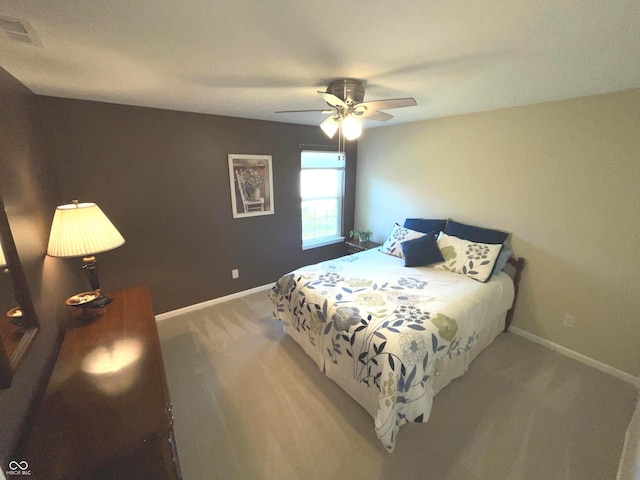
[47,200,125,307]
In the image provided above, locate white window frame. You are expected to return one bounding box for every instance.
[301,150,346,250]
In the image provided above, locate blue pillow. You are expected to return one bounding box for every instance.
[494,247,513,271]
[401,232,444,267]
[403,218,447,234]
[444,220,509,245]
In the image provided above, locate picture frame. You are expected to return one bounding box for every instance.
[228,154,275,218]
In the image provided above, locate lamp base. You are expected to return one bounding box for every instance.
[82,256,101,291]
[87,293,112,308]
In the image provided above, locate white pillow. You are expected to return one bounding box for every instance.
[435,232,503,282]
[380,223,425,258]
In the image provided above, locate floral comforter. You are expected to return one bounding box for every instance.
[270,249,514,451]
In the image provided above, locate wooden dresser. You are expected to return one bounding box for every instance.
[18,286,182,479]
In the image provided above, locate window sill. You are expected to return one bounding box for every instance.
[302,236,345,251]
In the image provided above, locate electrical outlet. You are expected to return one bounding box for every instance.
[563,313,576,328]
[232,269,239,279]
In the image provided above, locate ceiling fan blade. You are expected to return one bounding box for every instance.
[358,98,417,111]
[275,109,334,114]
[317,91,348,109]
[359,109,393,121]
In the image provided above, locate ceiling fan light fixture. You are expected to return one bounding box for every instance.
[320,116,340,139]
[341,115,362,141]
[276,78,416,143]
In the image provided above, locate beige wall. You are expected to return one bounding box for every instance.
[356,89,640,376]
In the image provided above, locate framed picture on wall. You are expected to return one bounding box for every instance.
[228,154,275,218]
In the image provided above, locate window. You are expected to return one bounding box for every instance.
[301,150,346,249]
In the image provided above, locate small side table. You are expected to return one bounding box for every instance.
[346,239,381,254]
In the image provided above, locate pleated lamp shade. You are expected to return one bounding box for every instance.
[47,202,125,258]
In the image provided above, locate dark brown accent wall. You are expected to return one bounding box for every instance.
[34,97,357,313]
[0,69,357,464]
[0,68,81,467]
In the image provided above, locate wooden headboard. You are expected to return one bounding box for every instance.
[504,257,526,331]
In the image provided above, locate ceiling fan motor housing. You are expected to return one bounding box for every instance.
[326,78,365,105]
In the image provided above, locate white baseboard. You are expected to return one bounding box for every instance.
[155,283,274,322]
[509,326,639,387]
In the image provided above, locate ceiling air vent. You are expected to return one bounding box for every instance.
[0,15,42,46]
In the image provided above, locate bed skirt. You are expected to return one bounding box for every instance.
[284,310,506,420]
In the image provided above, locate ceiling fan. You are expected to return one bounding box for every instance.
[276,78,417,141]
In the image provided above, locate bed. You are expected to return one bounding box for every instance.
[270,220,525,452]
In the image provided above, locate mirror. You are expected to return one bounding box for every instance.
[0,193,40,389]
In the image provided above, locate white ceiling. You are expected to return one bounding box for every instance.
[0,0,639,129]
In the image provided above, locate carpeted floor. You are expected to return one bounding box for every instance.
[157,290,637,480]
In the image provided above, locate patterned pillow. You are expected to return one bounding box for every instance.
[435,232,503,283]
[380,223,425,258]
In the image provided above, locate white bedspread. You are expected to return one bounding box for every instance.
[271,248,514,451]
